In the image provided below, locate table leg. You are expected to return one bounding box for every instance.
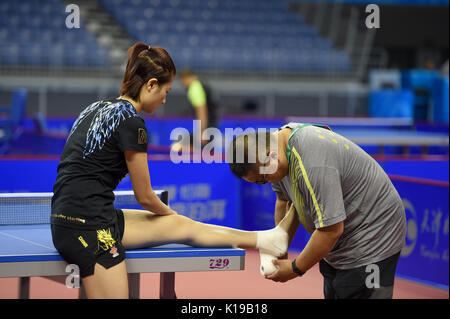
[128,273,140,299]
[159,272,176,299]
[78,282,87,299]
[402,145,410,155]
[421,145,428,155]
[19,277,30,299]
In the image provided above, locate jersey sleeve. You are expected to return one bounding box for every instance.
[116,116,148,152]
[272,181,288,199]
[298,166,347,229]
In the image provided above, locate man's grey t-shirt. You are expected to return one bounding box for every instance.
[272,123,406,269]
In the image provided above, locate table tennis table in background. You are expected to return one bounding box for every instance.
[333,128,449,155]
[0,191,245,299]
[283,117,449,155]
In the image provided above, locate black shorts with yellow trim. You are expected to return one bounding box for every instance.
[51,209,126,278]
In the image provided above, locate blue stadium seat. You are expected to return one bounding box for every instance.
[0,44,20,65]
[49,44,65,66]
[0,0,353,72]
[0,0,111,68]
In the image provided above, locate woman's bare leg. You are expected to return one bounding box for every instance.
[81,261,129,299]
[121,207,296,255]
[122,210,257,249]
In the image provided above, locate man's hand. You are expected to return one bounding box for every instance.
[278,253,289,260]
[266,221,344,283]
[265,259,298,283]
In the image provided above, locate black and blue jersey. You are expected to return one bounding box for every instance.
[51,98,148,229]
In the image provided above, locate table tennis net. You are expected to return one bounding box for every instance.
[0,190,167,225]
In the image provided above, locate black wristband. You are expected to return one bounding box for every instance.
[292,259,306,277]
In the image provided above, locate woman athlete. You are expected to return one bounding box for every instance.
[50,42,295,298]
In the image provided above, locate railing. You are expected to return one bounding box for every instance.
[0,72,370,118]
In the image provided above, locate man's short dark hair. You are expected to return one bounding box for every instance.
[179,68,194,79]
[226,131,273,179]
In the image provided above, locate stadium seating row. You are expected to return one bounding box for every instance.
[0,0,109,67]
[98,0,352,72]
[0,0,352,72]
[0,43,109,67]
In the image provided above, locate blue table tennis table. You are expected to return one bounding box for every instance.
[283,117,449,155]
[0,191,246,299]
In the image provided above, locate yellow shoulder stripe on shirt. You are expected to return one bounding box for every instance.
[291,147,324,227]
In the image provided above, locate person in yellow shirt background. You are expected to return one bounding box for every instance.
[179,69,218,148]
